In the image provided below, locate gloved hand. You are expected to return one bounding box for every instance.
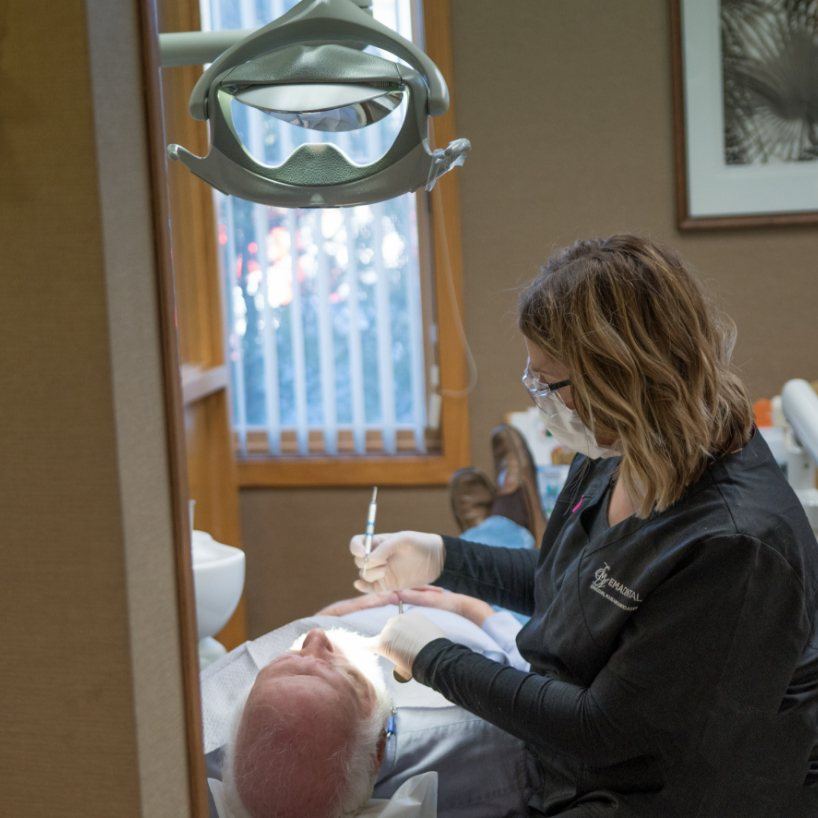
[370,609,447,681]
[350,531,445,593]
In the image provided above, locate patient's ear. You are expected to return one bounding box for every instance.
[374,733,387,769]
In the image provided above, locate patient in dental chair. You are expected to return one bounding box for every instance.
[205,426,548,817]
[203,588,535,818]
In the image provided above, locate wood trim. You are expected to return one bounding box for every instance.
[160,0,247,652]
[678,210,818,231]
[136,1,208,815]
[669,0,690,233]
[239,454,455,487]
[423,0,471,468]
[669,0,818,231]
[240,427,441,456]
[181,363,229,405]
[160,0,224,367]
[237,422,448,484]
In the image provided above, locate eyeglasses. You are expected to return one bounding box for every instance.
[521,362,571,401]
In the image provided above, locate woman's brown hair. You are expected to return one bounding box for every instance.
[519,235,753,517]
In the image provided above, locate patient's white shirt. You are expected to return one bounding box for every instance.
[201,605,534,817]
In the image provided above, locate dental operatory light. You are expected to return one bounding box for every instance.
[163,0,470,208]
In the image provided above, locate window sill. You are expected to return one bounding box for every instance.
[180,363,228,406]
[237,453,462,488]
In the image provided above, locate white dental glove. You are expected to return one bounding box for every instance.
[371,609,447,681]
[350,531,445,593]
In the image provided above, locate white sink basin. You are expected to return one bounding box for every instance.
[191,530,245,642]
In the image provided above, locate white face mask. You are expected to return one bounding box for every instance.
[538,392,621,460]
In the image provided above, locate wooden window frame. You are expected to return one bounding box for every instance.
[161,0,248,650]
[170,0,470,489]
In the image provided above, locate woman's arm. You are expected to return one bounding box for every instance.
[433,454,590,614]
[395,586,528,669]
[314,590,400,617]
[433,535,540,615]
[415,535,810,770]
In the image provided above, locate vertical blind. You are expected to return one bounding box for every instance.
[202,0,430,457]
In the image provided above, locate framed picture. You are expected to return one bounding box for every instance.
[671,0,818,229]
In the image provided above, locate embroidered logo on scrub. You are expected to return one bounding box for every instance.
[590,562,642,611]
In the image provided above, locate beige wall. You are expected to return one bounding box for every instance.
[240,0,818,637]
[1,1,191,815]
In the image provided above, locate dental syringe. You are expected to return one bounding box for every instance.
[362,487,404,615]
[362,486,409,683]
[362,486,378,567]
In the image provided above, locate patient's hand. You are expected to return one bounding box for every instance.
[397,586,495,627]
[316,586,495,626]
[315,590,400,617]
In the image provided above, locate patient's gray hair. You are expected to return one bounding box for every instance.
[221,631,392,817]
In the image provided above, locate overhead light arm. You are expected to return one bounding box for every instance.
[157,0,373,68]
[159,30,253,68]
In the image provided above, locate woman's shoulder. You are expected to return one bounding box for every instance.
[708,432,816,568]
[649,432,818,603]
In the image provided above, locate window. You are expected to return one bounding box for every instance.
[199,0,469,485]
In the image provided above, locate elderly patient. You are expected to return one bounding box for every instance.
[226,626,392,817]
[210,588,531,818]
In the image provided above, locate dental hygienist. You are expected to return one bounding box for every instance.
[350,235,818,816]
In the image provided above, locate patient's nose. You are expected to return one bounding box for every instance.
[301,628,334,657]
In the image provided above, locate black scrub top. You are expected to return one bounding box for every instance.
[414,430,818,816]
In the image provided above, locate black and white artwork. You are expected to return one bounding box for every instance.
[721,0,818,166]
[674,0,818,226]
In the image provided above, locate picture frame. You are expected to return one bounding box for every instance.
[670,0,818,229]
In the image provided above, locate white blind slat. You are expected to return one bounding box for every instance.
[210,0,248,452]
[269,0,310,455]
[405,198,427,452]
[222,142,248,454]
[342,207,367,454]
[242,0,281,456]
[371,199,397,455]
[314,211,338,454]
